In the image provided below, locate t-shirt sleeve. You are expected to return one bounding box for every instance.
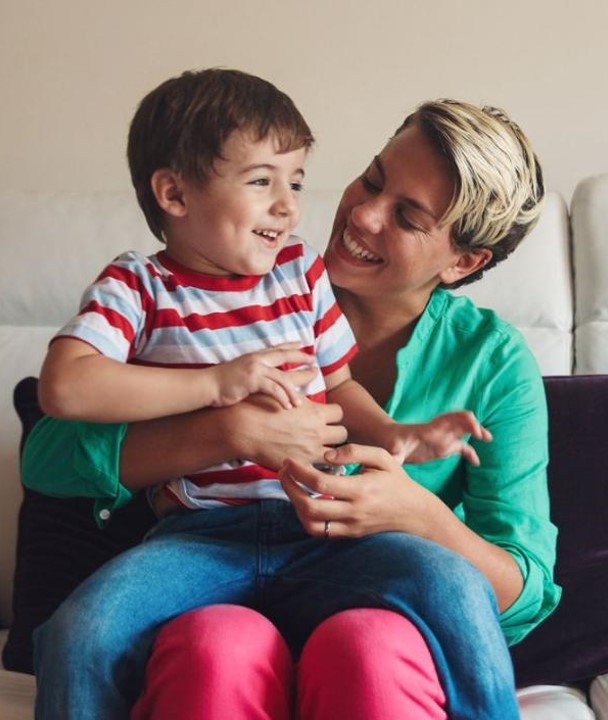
[303,245,357,375]
[457,332,561,645]
[53,251,153,361]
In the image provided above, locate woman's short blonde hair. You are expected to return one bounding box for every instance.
[398,99,545,287]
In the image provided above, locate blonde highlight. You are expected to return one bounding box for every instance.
[397,100,544,287]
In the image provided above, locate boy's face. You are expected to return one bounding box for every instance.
[165,130,307,276]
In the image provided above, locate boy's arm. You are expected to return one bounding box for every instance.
[325,367,490,464]
[39,337,316,422]
[325,366,395,445]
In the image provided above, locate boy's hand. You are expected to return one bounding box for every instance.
[210,343,317,409]
[386,411,492,465]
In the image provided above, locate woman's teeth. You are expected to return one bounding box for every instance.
[342,230,381,263]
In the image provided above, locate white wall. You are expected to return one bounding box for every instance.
[1,0,607,201]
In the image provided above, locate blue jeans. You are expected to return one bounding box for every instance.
[34,500,518,719]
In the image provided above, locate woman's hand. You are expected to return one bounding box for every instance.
[229,394,348,470]
[279,442,525,612]
[278,443,437,539]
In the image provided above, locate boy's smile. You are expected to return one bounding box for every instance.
[160,130,307,277]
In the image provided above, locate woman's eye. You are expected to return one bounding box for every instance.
[397,215,416,230]
[397,212,427,234]
[361,174,381,193]
[291,181,304,192]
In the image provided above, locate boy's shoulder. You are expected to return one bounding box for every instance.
[89,250,165,293]
[108,249,157,267]
[277,235,324,268]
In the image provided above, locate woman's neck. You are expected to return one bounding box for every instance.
[334,287,426,348]
[334,287,429,406]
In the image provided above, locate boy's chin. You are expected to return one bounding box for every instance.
[237,258,279,276]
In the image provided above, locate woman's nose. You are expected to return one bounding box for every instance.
[350,196,384,235]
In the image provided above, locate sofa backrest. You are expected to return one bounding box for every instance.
[0,179,605,627]
[571,174,608,374]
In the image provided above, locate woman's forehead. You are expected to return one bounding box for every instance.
[376,126,456,221]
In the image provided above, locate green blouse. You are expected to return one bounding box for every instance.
[374,288,560,645]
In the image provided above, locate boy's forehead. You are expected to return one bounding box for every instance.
[216,129,308,168]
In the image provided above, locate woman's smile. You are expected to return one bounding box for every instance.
[342,228,382,263]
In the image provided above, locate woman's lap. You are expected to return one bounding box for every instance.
[34,501,517,719]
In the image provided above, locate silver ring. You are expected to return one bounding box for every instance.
[324,520,331,539]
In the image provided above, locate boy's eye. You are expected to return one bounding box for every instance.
[291,181,304,192]
[249,178,270,187]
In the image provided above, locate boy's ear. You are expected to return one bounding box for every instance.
[150,169,187,218]
[439,247,493,285]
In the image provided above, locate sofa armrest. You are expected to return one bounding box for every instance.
[511,375,608,686]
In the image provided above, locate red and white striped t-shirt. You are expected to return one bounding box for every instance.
[56,236,357,509]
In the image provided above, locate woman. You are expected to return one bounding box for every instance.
[25,100,559,719]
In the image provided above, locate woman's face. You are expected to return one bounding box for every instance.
[324,123,465,305]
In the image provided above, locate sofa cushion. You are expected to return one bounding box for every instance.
[511,374,608,687]
[1,378,155,674]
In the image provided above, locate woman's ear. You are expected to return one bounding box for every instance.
[439,247,493,285]
[150,169,187,218]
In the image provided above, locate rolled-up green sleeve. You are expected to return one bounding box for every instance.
[21,416,132,527]
[499,547,561,645]
[463,334,562,645]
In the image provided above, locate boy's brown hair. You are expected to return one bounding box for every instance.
[127,68,315,240]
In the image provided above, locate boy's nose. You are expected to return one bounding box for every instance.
[272,187,298,217]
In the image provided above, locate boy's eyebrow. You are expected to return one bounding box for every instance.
[240,163,306,177]
[373,156,438,221]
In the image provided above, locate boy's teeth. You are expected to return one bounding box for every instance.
[343,230,381,262]
[256,230,279,238]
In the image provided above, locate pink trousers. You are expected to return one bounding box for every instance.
[131,605,447,720]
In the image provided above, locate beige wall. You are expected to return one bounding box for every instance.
[1,0,607,201]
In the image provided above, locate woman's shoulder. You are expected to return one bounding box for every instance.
[429,288,523,343]
[425,289,539,376]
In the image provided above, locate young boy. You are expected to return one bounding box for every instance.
[38,68,488,511]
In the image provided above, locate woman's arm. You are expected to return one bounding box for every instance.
[279,444,523,612]
[120,394,347,489]
[22,394,346,504]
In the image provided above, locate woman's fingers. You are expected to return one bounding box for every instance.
[279,467,349,538]
[280,459,346,500]
[323,443,398,471]
[279,444,402,539]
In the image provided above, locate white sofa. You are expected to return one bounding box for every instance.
[1,177,608,719]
